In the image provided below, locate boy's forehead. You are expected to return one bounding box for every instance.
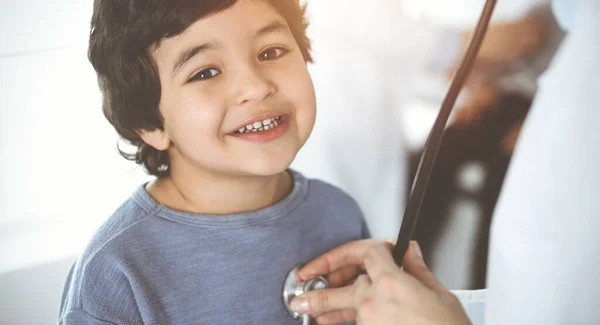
[155,0,288,53]
[153,0,290,63]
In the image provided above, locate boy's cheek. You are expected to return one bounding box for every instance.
[283,66,315,103]
[295,101,317,142]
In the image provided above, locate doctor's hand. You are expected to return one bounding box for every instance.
[290,240,471,325]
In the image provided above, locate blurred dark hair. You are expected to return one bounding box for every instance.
[89,0,312,177]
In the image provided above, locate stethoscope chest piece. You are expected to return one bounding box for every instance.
[283,265,329,322]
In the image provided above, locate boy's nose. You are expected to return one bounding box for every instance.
[233,68,276,105]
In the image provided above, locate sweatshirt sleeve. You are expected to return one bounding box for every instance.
[59,254,143,325]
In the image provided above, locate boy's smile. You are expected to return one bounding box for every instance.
[143,0,316,178]
[231,114,290,143]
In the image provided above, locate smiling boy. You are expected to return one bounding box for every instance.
[58,0,369,324]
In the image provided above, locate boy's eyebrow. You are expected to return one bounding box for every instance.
[172,43,215,77]
[255,20,290,38]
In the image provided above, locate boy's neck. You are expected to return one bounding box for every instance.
[146,169,293,215]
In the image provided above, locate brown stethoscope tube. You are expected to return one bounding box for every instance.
[393,0,498,266]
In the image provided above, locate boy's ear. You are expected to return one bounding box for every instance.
[137,128,171,151]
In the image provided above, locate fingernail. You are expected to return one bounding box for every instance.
[412,241,423,258]
[290,296,309,313]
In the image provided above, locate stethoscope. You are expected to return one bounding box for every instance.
[282,0,498,323]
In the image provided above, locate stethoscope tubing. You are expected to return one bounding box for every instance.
[392,0,498,266]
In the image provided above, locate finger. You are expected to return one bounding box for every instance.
[403,241,446,293]
[362,242,397,281]
[500,119,524,156]
[384,237,398,246]
[315,310,357,325]
[290,286,355,314]
[352,274,371,307]
[298,239,384,280]
[327,265,363,288]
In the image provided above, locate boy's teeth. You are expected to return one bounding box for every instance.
[237,116,281,134]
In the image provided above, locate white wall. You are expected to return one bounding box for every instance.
[0,257,75,325]
[0,3,152,324]
[0,3,151,324]
[0,0,152,274]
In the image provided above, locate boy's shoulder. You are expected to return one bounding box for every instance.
[76,186,159,268]
[296,170,371,238]
[298,170,359,206]
[95,188,153,237]
[297,170,365,221]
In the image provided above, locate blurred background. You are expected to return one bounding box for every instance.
[0,0,566,324]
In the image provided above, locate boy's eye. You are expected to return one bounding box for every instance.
[189,67,221,82]
[258,47,289,61]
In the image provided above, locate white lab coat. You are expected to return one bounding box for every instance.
[487,0,600,323]
[404,0,600,324]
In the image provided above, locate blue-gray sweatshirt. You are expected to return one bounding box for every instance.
[59,170,369,324]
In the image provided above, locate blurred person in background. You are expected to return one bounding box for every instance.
[292,0,567,291]
[409,0,565,289]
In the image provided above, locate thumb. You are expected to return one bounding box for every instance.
[290,286,354,315]
[403,241,446,293]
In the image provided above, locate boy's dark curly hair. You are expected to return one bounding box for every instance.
[89,0,312,177]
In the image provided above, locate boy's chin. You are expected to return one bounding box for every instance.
[238,154,296,177]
